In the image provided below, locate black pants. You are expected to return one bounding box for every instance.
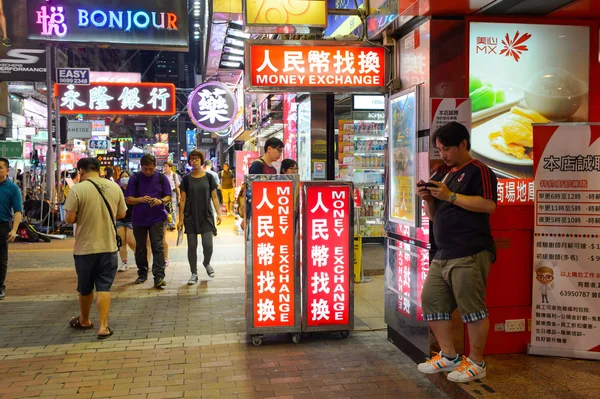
[187,232,213,274]
[0,222,10,290]
[133,222,166,283]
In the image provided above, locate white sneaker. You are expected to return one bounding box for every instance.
[117,262,129,272]
[417,352,461,374]
[447,356,486,383]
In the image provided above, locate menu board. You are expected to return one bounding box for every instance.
[469,22,589,179]
[531,123,600,360]
[389,87,419,226]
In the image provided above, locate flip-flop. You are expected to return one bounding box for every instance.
[69,316,94,330]
[97,327,114,340]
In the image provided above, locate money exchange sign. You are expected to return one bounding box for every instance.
[247,42,385,92]
[303,184,353,328]
[252,181,295,328]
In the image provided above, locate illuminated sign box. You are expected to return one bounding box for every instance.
[55,82,176,116]
[27,0,189,51]
[302,182,354,331]
[353,94,385,111]
[90,71,141,83]
[246,40,386,93]
[245,175,302,340]
[244,0,327,28]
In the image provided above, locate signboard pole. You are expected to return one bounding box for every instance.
[45,45,55,201]
[55,47,62,199]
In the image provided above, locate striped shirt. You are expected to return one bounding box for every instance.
[431,160,497,261]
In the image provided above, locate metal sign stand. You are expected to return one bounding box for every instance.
[244,174,301,346]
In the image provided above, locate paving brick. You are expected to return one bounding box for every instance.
[0,226,448,399]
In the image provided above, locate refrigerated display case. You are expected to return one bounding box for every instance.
[338,119,385,239]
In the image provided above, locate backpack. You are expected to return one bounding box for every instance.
[133,172,166,198]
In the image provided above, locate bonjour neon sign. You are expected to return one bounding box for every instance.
[78,10,178,31]
[33,1,178,39]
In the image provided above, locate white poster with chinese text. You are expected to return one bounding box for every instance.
[430,98,471,159]
[531,123,600,360]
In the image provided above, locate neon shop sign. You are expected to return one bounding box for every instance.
[35,7,178,37]
[78,10,178,32]
[27,0,188,50]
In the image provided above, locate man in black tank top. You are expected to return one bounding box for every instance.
[241,137,284,231]
[248,137,283,175]
[415,122,497,383]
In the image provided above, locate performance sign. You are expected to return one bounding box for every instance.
[246,41,386,92]
[244,0,327,28]
[530,123,600,361]
[55,82,176,116]
[26,0,189,51]
[252,180,295,328]
[0,47,47,82]
[303,183,353,329]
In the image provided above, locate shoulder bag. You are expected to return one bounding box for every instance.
[87,180,122,249]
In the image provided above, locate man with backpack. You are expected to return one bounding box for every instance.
[125,154,172,288]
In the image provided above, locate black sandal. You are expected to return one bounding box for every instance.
[69,316,94,330]
[97,327,114,340]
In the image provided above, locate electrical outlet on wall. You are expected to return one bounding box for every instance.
[505,319,526,332]
[528,319,532,331]
[494,323,505,332]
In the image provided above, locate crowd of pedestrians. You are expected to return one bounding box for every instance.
[0,137,299,342]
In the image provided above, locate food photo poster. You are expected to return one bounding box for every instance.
[469,22,589,178]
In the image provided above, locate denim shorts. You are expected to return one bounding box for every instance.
[74,252,118,295]
[116,220,133,230]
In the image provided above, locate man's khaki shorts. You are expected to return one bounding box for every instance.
[421,250,492,323]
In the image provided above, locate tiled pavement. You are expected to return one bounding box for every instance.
[0,217,448,399]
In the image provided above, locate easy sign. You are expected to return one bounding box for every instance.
[57,68,90,85]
